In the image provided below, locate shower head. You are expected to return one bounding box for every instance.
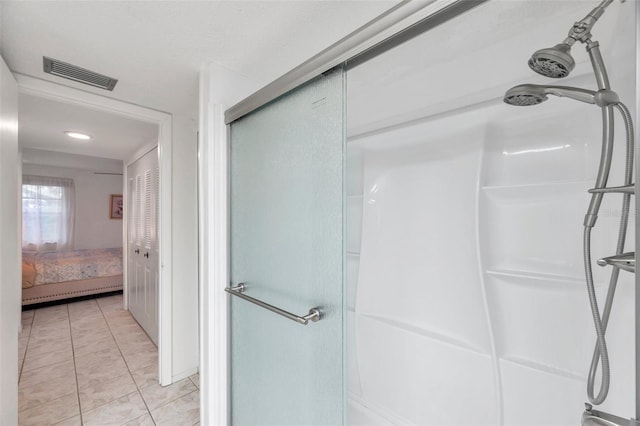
[527,0,615,79]
[528,43,576,78]
[503,85,548,106]
[503,84,599,106]
[503,84,619,107]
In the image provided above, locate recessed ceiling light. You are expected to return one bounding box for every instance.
[64,131,92,140]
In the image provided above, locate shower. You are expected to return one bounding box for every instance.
[503,0,635,424]
[503,84,621,107]
[503,84,616,106]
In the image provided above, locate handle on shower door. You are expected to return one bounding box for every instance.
[225,283,322,325]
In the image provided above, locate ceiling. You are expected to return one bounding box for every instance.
[1,1,398,119]
[19,92,158,160]
[1,1,397,161]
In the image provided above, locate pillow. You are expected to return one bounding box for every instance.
[41,242,57,252]
[22,262,36,289]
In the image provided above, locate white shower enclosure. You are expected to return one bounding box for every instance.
[218,1,639,425]
[346,1,636,424]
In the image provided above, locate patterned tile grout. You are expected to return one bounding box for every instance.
[66,304,84,426]
[53,413,83,426]
[19,359,74,390]
[18,310,35,382]
[19,295,199,426]
[71,305,133,418]
[19,392,79,425]
[139,378,197,413]
[149,389,200,425]
[96,296,156,426]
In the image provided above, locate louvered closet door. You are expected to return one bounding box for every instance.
[127,147,159,345]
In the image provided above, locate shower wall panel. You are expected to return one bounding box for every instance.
[349,114,498,425]
[347,103,635,425]
[346,2,636,422]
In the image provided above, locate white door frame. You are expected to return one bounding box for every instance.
[0,55,20,426]
[198,70,230,426]
[15,74,174,386]
[198,63,262,425]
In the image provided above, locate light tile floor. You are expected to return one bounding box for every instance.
[18,294,200,426]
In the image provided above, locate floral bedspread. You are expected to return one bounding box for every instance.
[22,248,123,285]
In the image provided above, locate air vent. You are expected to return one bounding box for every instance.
[43,57,118,91]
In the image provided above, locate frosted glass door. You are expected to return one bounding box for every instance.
[229,67,345,425]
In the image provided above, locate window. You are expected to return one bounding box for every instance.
[22,175,75,251]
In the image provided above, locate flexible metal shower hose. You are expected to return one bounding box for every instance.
[585,101,634,405]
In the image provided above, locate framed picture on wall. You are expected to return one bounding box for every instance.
[110,194,123,219]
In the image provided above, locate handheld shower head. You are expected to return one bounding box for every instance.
[504,84,618,107]
[528,43,576,78]
[504,84,600,107]
[503,86,548,106]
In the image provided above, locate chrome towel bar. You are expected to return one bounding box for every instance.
[225,284,322,325]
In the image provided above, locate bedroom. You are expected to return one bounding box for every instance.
[21,151,126,306]
[18,91,158,307]
[15,88,180,423]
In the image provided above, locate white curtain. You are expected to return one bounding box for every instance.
[22,175,75,251]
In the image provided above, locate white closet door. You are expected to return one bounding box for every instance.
[127,147,159,345]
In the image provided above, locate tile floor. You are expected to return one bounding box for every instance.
[18,294,200,426]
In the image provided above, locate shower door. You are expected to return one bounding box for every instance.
[228,67,345,425]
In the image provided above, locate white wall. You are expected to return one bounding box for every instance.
[22,148,123,173]
[346,1,636,425]
[0,53,20,426]
[170,115,200,380]
[22,149,124,250]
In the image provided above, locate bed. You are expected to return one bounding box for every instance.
[22,247,123,306]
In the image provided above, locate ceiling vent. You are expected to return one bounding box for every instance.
[43,57,118,91]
